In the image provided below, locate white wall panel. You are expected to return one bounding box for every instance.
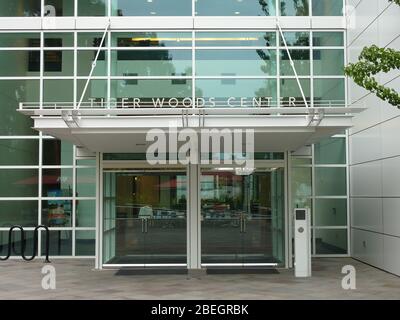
[381,116,400,159]
[351,198,383,233]
[383,198,400,237]
[382,157,400,197]
[350,161,382,197]
[383,235,400,276]
[352,228,384,268]
[349,125,381,164]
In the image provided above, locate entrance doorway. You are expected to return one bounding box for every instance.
[200,167,285,266]
[102,170,187,266]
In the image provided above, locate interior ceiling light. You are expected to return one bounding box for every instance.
[130,37,258,42]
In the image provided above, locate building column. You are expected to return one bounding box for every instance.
[187,164,202,271]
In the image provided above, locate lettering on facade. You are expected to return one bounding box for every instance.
[87,97,299,108]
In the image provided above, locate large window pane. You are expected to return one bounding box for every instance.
[43,80,73,104]
[43,50,74,76]
[196,50,276,76]
[75,231,95,256]
[44,33,74,47]
[315,167,346,196]
[315,199,347,226]
[0,140,39,165]
[314,78,345,106]
[78,32,107,47]
[0,170,38,197]
[196,79,277,107]
[196,0,276,16]
[78,0,107,16]
[313,32,344,46]
[281,32,309,46]
[112,0,191,16]
[42,200,72,227]
[0,230,35,256]
[280,49,310,76]
[315,229,347,254]
[315,137,346,164]
[280,79,310,107]
[313,49,344,75]
[291,167,311,208]
[0,80,39,135]
[112,32,191,47]
[42,140,73,166]
[78,50,107,76]
[0,33,40,47]
[196,32,276,47]
[280,0,309,16]
[45,0,74,16]
[0,0,41,16]
[0,201,38,227]
[111,79,192,107]
[76,167,96,197]
[42,168,73,197]
[41,230,72,256]
[76,200,95,227]
[0,51,40,77]
[111,50,192,77]
[77,80,108,107]
[312,0,343,16]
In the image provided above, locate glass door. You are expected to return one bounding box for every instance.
[201,167,285,266]
[103,170,187,266]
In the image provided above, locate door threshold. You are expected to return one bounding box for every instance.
[206,267,280,275]
[115,267,188,276]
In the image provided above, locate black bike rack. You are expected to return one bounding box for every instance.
[0,225,51,263]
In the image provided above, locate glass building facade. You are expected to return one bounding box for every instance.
[0,0,348,264]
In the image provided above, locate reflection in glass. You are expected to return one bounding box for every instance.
[112,0,191,16]
[0,201,38,227]
[0,33,40,47]
[44,33,74,47]
[195,32,276,47]
[315,167,346,196]
[77,80,108,107]
[42,200,72,227]
[45,0,74,16]
[196,50,276,76]
[103,171,187,264]
[201,168,285,265]
[43,80,73,103]
[42,168,73,198]
[313,78,345,106]
[43,50,74,76]
[315,199,347,226]
[281,32,309,46]
[76,167,96,197]
[196,79,277,107]
[280,49,310,76]
[196,0,276,16]
[111,50,192,77]
[112,32,192,47]
[78,32,107,47]
[78,0,107,16]
[312,0,343,16]
[280,79,310,106]
[0,169,38,197]
[0,140,39,165]
[0,80,39,135]
[75,231,95,256]
[313,32,344,46]
[280,0,309,16]
[313,49,344,75]
[76,200,96,228]
[41,230,72,256]
[78,51,107,76]
[0,0,41,16]
[315,229,347,254]
[0,51,40,77]
[315,137,346,164]
[0,231,35,257]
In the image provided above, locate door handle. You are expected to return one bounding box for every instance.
[141,219,145,233]
[243,218,246,233]
[240,217,243,233]
[145,219,148,233]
